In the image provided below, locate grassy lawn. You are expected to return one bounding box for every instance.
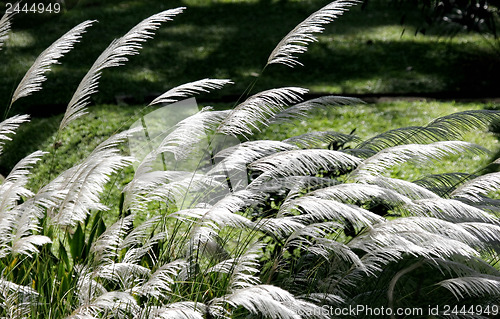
[1,0,498,206]
[0,0,498,117]
[1,100,497,192]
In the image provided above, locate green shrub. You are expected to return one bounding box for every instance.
[1,1,500,318]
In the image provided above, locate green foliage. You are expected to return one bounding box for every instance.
[1,1,500,319]
[0,0,498,115]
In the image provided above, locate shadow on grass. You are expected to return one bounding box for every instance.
[0,0,498,118]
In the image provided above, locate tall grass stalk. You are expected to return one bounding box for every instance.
[1,1,500,318]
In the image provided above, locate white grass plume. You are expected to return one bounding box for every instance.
[439,276,500,300]
[209,140,298,175]
[249,149,361,184]
[207,244,262,290]
[410,198,498,224]
[47,130,135,227]
[369,176,441,200]
[131,260,188,299]
[149,78,233,105]
[90,215,133,265]
[211,285,302,319]
[0,278,38,319]
[0,3,17,50]
[0,114,30,155]
[143,302,207,319]
[156,107,230,161]
[267,0,359,67]
[358,110,500,152]
[281,196,384,228]
[349,141,487,182]
[306,183,413,207]
[451,172,500,202]
[11,20,95,104]
[217,87,307,137]
[0,151,45,213]
[285,222,364,268]
[60,8,185,130]
[413,172,474,197]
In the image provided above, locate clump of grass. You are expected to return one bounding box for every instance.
[1,2,500,318]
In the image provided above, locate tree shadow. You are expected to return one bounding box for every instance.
[0,0,498,118]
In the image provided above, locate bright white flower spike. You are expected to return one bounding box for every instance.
[369,176,441,200]
[144,302,207,319]
[60,7,185,130]
[207,244,263,290]
[11,20,95,104]
[410,198,498,224]
[0,114,30,155]
[0,3,18,50]
[249,149,361,185]
[212,285,302,319]
[149,78,233,105]
[156,107,230,161]
[451,172,500,203]
[217,87,308,137]
[90,215,134,265]
[281,196,384,227]
[350,141,487,182]
[267,0,360,67]
[47,129,136,227]
[132,260,188,299]
[439,276,500,300]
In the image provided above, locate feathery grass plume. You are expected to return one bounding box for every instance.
[269,95,363,124]
[350,218,482,260]
[0,151,45,212]
[0,151,51,258]
[439,276,500,300]
[413,172,475,196]
[149,78,233,105]
[10,20,95,104]
[249,149,361,185]
[267,0,359,67]
[93,262,150,290]
[60,8,185,130]
[47,129,135,227]
[211,284,322,319]
[209,140,298,175]
[349,141,487,182]
[450,172,500,202]
[207,244,263,290]
[0,278,38,318]
[142,302,207,319]
[131,260,188,299]
[0,114,30,154]
[369,176,441,200]
[0,3,18,50]
[89,215,134,265]
[305,183,413,207]
[358,110,500,152]
[284,222,364,267]
[427,109,500,139]
[409,198,498,223]
[217,87,307,137]
[73,265,107,307]
[73,291,139,319]
[280,196,384,227]
[156,107,230,161]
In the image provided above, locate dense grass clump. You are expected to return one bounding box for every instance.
[1,1,500,318]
